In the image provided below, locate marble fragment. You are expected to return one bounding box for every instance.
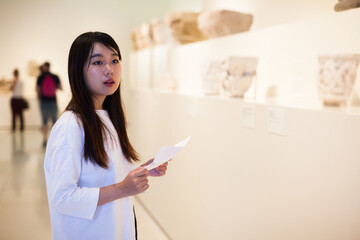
[318,54,360,106]
[131,23,153,50]
[197,10,253,39]
[164,12,207,44]
[202,56,258,97]
[221,56,258,97]
[334,0,360,12]
[150,18,173,45]
[201,59,223,95]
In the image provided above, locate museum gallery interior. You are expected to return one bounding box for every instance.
[0,0,359,239]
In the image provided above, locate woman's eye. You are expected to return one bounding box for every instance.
[112,59,120,64]
[93,61,102,65]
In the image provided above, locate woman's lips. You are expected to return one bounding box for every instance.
[104,79,115,87]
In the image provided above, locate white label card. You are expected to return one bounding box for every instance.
[241,104,255,129]
[267,107,285,136]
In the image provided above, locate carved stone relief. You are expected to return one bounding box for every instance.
[318,54,360,106]
[202,56,258,97]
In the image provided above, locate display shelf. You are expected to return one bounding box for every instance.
[129,8,360,109]
[130,88,360,116]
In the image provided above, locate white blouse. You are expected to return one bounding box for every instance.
[44,110,135,240]
[12,79,23,98]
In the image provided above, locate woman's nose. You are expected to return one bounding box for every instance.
[104,63,113,75]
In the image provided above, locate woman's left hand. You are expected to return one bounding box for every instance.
[141,159,169,177]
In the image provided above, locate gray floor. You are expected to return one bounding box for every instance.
[0,129,168,240]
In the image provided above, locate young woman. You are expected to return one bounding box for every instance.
[44,32,168,240]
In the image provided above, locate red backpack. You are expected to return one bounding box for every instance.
[41,74,56,97]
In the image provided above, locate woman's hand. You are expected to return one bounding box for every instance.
[98,167,149,206]
[119,167,149,196]
[148,162,168,177]
[141,158,169,177]
[97,162,168,206]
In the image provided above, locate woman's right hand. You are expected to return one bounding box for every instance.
[98,167,149,206]
[118,167,149,197]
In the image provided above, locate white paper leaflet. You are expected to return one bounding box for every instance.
[144,136,191,170]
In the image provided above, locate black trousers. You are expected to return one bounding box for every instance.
[134,207,138,240]
[11,98,24,131]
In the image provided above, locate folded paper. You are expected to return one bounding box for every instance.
[145,136,191,170]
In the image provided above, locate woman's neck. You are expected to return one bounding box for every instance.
[93,96,105,110]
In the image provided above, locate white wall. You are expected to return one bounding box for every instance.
[127,1,360,239]
[127,90,360,240]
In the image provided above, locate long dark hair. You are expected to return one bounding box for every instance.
[66,31,139,168]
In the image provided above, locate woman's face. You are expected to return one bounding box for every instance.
[84,42,121,109]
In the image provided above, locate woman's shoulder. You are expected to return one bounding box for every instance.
[51,111,83,137]
[48,111,84,148]
[56,110,82,125]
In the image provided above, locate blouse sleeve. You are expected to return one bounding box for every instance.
[44,114,99,220]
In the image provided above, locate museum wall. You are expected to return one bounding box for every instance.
[127,0,360,239]
[128,90,360,240]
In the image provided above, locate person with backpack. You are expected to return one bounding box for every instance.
[36,61,63,147]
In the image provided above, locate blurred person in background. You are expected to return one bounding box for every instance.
[10,69,25,132]
[36,62,62,147]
